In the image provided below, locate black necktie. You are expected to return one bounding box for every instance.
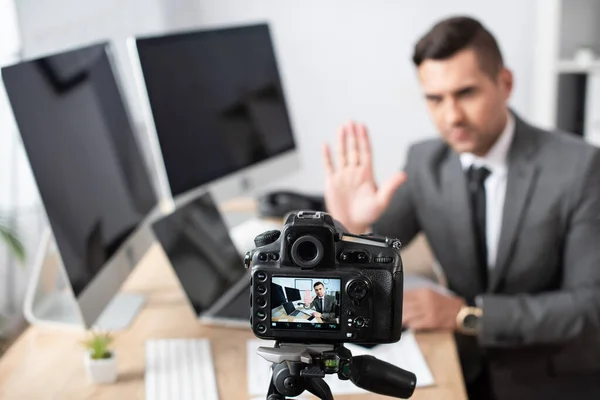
[467,165,491,289]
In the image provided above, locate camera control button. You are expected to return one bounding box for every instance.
[356,252,368,262]
[354,317,366,328]
[339,252,350,262]
[257,285,267,295]
[244,252,252,268]
[346,279,369,301]
[257,310,266,320]
[254,230,281,247]
[257,298,267,308]
[375,257,393,263]
[257,253,268,262]
[345,309,355,318]
[269,252,280,261]
[346,333,355,339]
[256,324,267,334]
[256,271,267,282]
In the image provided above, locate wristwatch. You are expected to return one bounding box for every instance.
[455,305,483,335]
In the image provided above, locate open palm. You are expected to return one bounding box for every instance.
[322,122,406,234]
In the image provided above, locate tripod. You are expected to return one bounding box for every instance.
[257,342,417,400]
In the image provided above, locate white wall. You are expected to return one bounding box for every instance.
[12,1,537,196]
[193,0,536,193]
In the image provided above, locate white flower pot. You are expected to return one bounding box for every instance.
[84,351,117,384]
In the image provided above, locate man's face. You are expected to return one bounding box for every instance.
[417,48,513,156]
[314,284,325,297]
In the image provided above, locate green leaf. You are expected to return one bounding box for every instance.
[0,223,25,265]
[82,331,114,359]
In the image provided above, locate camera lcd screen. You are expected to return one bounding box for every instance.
[271,276,341,331]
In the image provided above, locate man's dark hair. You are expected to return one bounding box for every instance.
[313,281,324,289]
[413,16,504,77]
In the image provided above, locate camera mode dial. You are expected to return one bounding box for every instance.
[254,229,281,247]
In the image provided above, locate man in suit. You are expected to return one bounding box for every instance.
[306,281,337,322]
[321,16,600,400]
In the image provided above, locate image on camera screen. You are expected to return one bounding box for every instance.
[270,276,341,331]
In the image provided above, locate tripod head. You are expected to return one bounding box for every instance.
[257,342,417,400]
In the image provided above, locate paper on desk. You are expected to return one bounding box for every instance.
[404,272,454,296]
[247,330,434,397]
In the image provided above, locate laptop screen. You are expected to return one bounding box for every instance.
[282,301,296,315]
[151,192,247,317]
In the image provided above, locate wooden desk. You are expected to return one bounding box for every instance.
[271,304,325,324]
[0,243,467,399]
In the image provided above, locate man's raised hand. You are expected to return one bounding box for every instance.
[322,121,406,233]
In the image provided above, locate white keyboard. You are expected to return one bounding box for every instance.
[145,339,219,400]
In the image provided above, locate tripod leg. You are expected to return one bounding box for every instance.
[304,378,333,400]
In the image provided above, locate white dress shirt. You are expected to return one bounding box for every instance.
[459,113,515,269]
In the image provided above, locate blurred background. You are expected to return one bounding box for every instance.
[0,0,597,349]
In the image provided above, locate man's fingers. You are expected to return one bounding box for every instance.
[356,124,372,166]
[336,125,347,169]
[346,122,359,166]
[377,171,407,208]
[322,143,334,176]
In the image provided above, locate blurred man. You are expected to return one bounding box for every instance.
[306,281,337,322]
[322,16,600,400]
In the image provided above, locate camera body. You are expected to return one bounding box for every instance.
[246,211,404,344]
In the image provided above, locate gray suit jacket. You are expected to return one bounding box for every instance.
[373,112,600,399]
[309,295,337,322]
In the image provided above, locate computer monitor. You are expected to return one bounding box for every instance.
[271,284,287,309]
[285,286,302,302]
[129,23,300,206]
[151,191,250,326]
[1,42,159,330]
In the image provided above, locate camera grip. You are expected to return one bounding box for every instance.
[350,355,416,399]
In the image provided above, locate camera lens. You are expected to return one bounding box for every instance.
[290,235,324,268]
[346,279,369,301]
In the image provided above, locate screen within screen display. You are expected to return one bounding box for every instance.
[271,276,341,331]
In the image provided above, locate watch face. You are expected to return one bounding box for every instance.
[464,313,479,329]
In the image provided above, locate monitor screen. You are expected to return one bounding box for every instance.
[135,23,296,198]
[151,191,247,316]
[1,43,157,297]
[285,286,301,302]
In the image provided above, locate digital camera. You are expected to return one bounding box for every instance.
[245,210,404,344]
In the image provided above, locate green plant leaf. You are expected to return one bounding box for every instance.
[82,331,114,359]
[0,223,25,265]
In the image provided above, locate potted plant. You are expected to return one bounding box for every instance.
[0,219,25,356]
[82,331,117,384]
[0,219,25,265]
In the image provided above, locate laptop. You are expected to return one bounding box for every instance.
[282,301,313,318]
[151,191,251,328]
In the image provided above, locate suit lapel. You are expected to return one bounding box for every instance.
[489,117,540,291]
[439,152,487,292]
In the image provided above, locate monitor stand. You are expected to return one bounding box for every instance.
[23,228,146,331]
